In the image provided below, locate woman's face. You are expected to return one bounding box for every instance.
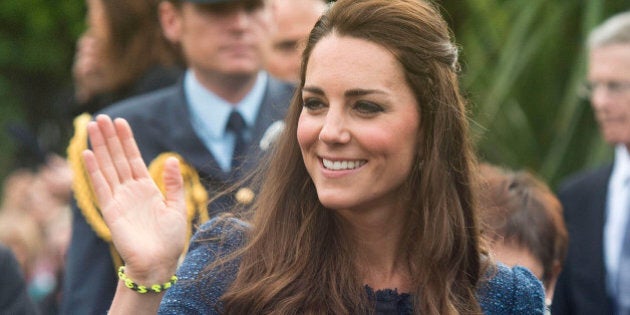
[297,34,420,214]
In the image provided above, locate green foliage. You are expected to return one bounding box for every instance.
[441,0,627,188]
[0,0,84,178]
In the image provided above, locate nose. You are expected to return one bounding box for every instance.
[318,109,351,144]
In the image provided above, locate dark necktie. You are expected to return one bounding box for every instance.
[226,110,248,171]
[618,204,630,314]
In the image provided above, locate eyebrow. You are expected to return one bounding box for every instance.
[302,86,387,97]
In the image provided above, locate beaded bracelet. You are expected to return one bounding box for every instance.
[118,266,178,294]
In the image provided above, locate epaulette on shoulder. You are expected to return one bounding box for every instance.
[67,113,209,270]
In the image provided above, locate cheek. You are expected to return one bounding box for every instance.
[297,112,318,150]
[377,117,419,162]
[360,124,417,163]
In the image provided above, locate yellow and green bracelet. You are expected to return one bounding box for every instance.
[118,266,178,294]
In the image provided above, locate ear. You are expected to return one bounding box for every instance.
[159,1,182,44]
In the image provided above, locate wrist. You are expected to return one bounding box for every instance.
[118,266,177,294]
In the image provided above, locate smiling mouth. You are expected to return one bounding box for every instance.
[322,158,367,170]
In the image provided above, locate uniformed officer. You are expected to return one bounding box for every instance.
[61,0,294,313]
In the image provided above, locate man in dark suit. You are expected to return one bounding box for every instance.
[61,0,294,313]
[552,11,630,315]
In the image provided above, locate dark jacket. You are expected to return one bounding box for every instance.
[552,164,614,315]
[0,244,40,315]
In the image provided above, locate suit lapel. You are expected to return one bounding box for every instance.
[237,77,294,174]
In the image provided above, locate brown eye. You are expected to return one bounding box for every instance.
[354,101,383,114]
[303,98,326,111]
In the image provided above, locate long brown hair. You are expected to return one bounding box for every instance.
[98,0,181,92]
[215,0,485,313]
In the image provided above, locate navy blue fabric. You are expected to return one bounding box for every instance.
[160,218,545,314]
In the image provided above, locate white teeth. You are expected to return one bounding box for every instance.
[323,159,365,170]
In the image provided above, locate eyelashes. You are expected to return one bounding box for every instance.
[302,98,385,115]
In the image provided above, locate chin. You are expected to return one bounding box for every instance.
[316,194,356,211]
[222,60,261,73]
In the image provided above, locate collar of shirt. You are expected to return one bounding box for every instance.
[605,145,630,295]
[185,70,269,172]
[611,145,630,188]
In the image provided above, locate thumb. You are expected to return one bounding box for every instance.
[163,157,186,216]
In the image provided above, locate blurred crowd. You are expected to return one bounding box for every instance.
[0,155,72,313]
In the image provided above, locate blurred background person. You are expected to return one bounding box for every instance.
[262,0,327,83]
[552,11,630,315]
[477,163,568,313]
[0,162,73,314]
[26,0,185,159]
[0,244,39,315]
[70,0,183,115]
[0,212,42,291]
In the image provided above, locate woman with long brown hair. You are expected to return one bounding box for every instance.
[79,0,545,313]
[72,0,183,110]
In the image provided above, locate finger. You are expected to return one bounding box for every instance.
[163,157,186,218]
[87,118,120,187]
[113,118,151,180]
[82,150,113,211]
[96,115,134,182]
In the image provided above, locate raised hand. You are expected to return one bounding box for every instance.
[83,115,187,283]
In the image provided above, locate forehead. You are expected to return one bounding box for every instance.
[305,34,405,88]
[274,0,325,29]
[588,43,630,79]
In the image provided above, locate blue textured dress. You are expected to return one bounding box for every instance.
[159,218,545,314]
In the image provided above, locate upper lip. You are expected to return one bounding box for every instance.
[319,155,364,161]
[320,157,368,166]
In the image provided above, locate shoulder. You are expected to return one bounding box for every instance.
[98,84,183,120]
[557,164,612,197]
[131,66,183,95]
[189,216,249,250]
[159,216,249,314]
[477,264,545,314]
[264,76,296,107]
[266,76,295,96]
[556,164,612,219]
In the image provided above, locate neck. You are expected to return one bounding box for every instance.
[338,207,410,291]
[192,69,259,104]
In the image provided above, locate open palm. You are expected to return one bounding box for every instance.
[83,115,187,279]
